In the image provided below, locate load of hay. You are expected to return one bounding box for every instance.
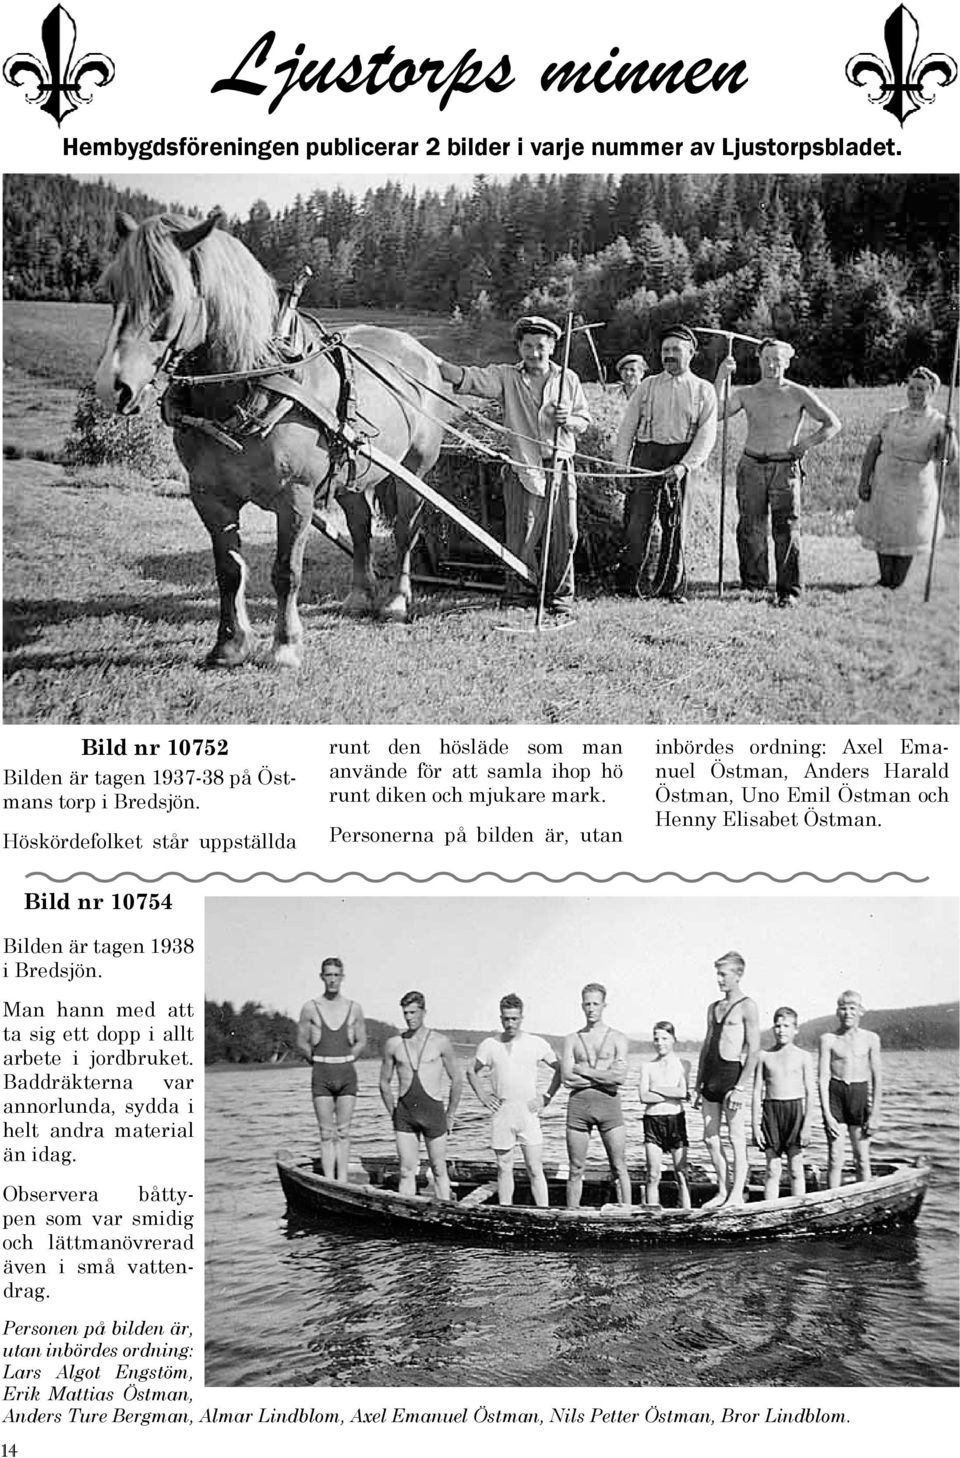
[427,384,726,586]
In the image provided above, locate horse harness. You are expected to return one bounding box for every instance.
[160,304,366,500]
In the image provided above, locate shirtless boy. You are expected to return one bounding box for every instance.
[715,339,840,606]
[694,951,760,1207]
[468,993,562,1207]
[639,1021,691,1209]
[296,957,367,1182]
[752,1007,814,1201]
[379,991,463,1200]
[818,990,882,1187]
[562,983,632,1208]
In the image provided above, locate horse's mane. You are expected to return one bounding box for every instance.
[103,214,279,372]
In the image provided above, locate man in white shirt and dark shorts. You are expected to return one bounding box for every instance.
[468,993,562,1207]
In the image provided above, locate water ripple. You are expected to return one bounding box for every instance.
[206,1052,958,1387]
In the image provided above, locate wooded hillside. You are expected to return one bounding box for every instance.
[5,172,956,385]
[204,1000,958,1064]
[204,1000,396,1065]
[797,1002,959,1050]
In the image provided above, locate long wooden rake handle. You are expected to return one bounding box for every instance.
[717,334,734,599]
[536,313,575,631]
[924,326,959,603]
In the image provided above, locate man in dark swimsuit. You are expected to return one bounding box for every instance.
[695,951,759,1207]
[561,983,632,1208]
[296,957,367,1182]
[379,991,463,1200]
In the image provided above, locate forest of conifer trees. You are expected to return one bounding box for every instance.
[204,999,397,1064]
[4,171,956,385]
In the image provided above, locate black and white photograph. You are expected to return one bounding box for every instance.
[204,896,958,1387]
[4,170,958,724]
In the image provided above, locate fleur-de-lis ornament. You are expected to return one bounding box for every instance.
[846,5,957,125]
[3,5,114,126]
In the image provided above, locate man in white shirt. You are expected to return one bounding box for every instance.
[467,993,562,1206]
[614,324,718,602]
[437,316,591,614]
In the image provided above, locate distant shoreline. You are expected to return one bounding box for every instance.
[206,1039,957,1072]
[206,1060,308,1073]
[205,1001,959,1069]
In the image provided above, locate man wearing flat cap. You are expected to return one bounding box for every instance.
[614,325,718,602]
[616,353,647,401]
[437,317,591,614]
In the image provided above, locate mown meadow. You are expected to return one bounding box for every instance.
[4,301,957,725]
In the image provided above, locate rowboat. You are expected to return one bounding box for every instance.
[276,1148,930,1246]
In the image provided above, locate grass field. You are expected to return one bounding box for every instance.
[3,301,958,725]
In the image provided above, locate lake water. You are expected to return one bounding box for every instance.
[205,1050,957,1388]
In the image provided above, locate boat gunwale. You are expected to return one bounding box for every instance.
[276,1148,930,1239]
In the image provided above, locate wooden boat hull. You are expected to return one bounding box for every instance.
[276,1150,929,1247]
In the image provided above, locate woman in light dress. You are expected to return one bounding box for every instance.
[855,366,956,588]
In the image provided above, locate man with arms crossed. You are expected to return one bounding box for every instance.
[380,991,463,1201]
[818,989,882,1188]
[296,957,366,1183]
[562,983,632,1208]
[468,993,562,1207]
[695,950,760,1207]
[715,338,840,607]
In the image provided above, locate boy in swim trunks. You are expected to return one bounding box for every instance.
[468,993,562,1207]
[818,990,882,1188]
[562,983,632,1208]
[639,1021,691,1209]
[694,951,759,1207]
[751,1007,814,1201]
[296,957,367,1182]
[380,991,463,1200]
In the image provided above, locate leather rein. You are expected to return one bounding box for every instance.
[156,311,357,468]
[166,335,336,387]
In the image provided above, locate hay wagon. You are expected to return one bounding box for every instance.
[412,436,627,592]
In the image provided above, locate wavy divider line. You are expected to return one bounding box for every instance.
[27,870,928,885]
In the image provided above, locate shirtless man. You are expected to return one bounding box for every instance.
[752,1007,814,1200]
[694,951,760,1207]
[818,990,882,1188]
[379,991,463,1200]
[715,339,841,607]
[296,957,367,1182]
[562,983,632,1208]
[467,993,562,1207]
